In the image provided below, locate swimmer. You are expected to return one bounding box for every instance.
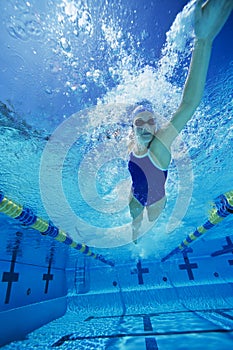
[128,0,233,243]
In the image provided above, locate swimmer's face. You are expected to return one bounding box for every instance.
[133,111,157,143]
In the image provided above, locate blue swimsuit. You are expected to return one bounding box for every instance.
[128,151,168,206]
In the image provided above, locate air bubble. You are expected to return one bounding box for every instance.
[7,19,28,41]
[60,37,71,52]
[25,18,43,38]
[11,0,30,13]
[76,9,93,36]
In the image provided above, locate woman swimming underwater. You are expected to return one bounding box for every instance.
[128,0,233,243]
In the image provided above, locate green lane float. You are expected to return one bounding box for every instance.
[0,191,114,267]
[161,190,233,262]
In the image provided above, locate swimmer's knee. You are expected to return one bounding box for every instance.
[147,209,163,222]
[147,198,166,222]
[129,198,144,219]
[132,211,144,224]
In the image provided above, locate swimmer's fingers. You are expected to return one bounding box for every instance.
[195,0,204,15]
[194,0,233,41]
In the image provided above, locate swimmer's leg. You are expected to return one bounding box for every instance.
[129,194,144,244]
[146,196,167,222]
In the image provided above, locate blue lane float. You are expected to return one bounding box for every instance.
[0,191,114,267]
[161,191,233,262]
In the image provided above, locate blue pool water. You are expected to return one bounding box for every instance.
[0,0,233,349]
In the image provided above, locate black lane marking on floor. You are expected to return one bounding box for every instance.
[143,316,153,331]
[215,310,233,322]
[143,316,158,349]
[51,329,233,347]
[83,308,233,321]
[143,316,157,349]
[145,337,158,350]
[84,316,95,322]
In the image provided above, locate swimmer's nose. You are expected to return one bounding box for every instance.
[142,125,153,133]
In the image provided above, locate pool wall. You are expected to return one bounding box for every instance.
[0,218,68,347]
[66,234,233,315]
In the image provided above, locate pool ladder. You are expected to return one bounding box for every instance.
[75,257,90,294]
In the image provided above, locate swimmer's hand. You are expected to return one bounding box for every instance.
[194,0,233,42]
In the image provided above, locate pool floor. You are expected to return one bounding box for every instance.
[3,306,233,349]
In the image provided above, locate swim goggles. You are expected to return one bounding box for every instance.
[134,118,156,127]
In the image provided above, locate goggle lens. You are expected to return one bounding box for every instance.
[134,118,155,127]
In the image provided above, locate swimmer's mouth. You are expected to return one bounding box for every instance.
[142,132,152,136]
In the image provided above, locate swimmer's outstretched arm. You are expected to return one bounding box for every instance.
[155,0,233,148]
